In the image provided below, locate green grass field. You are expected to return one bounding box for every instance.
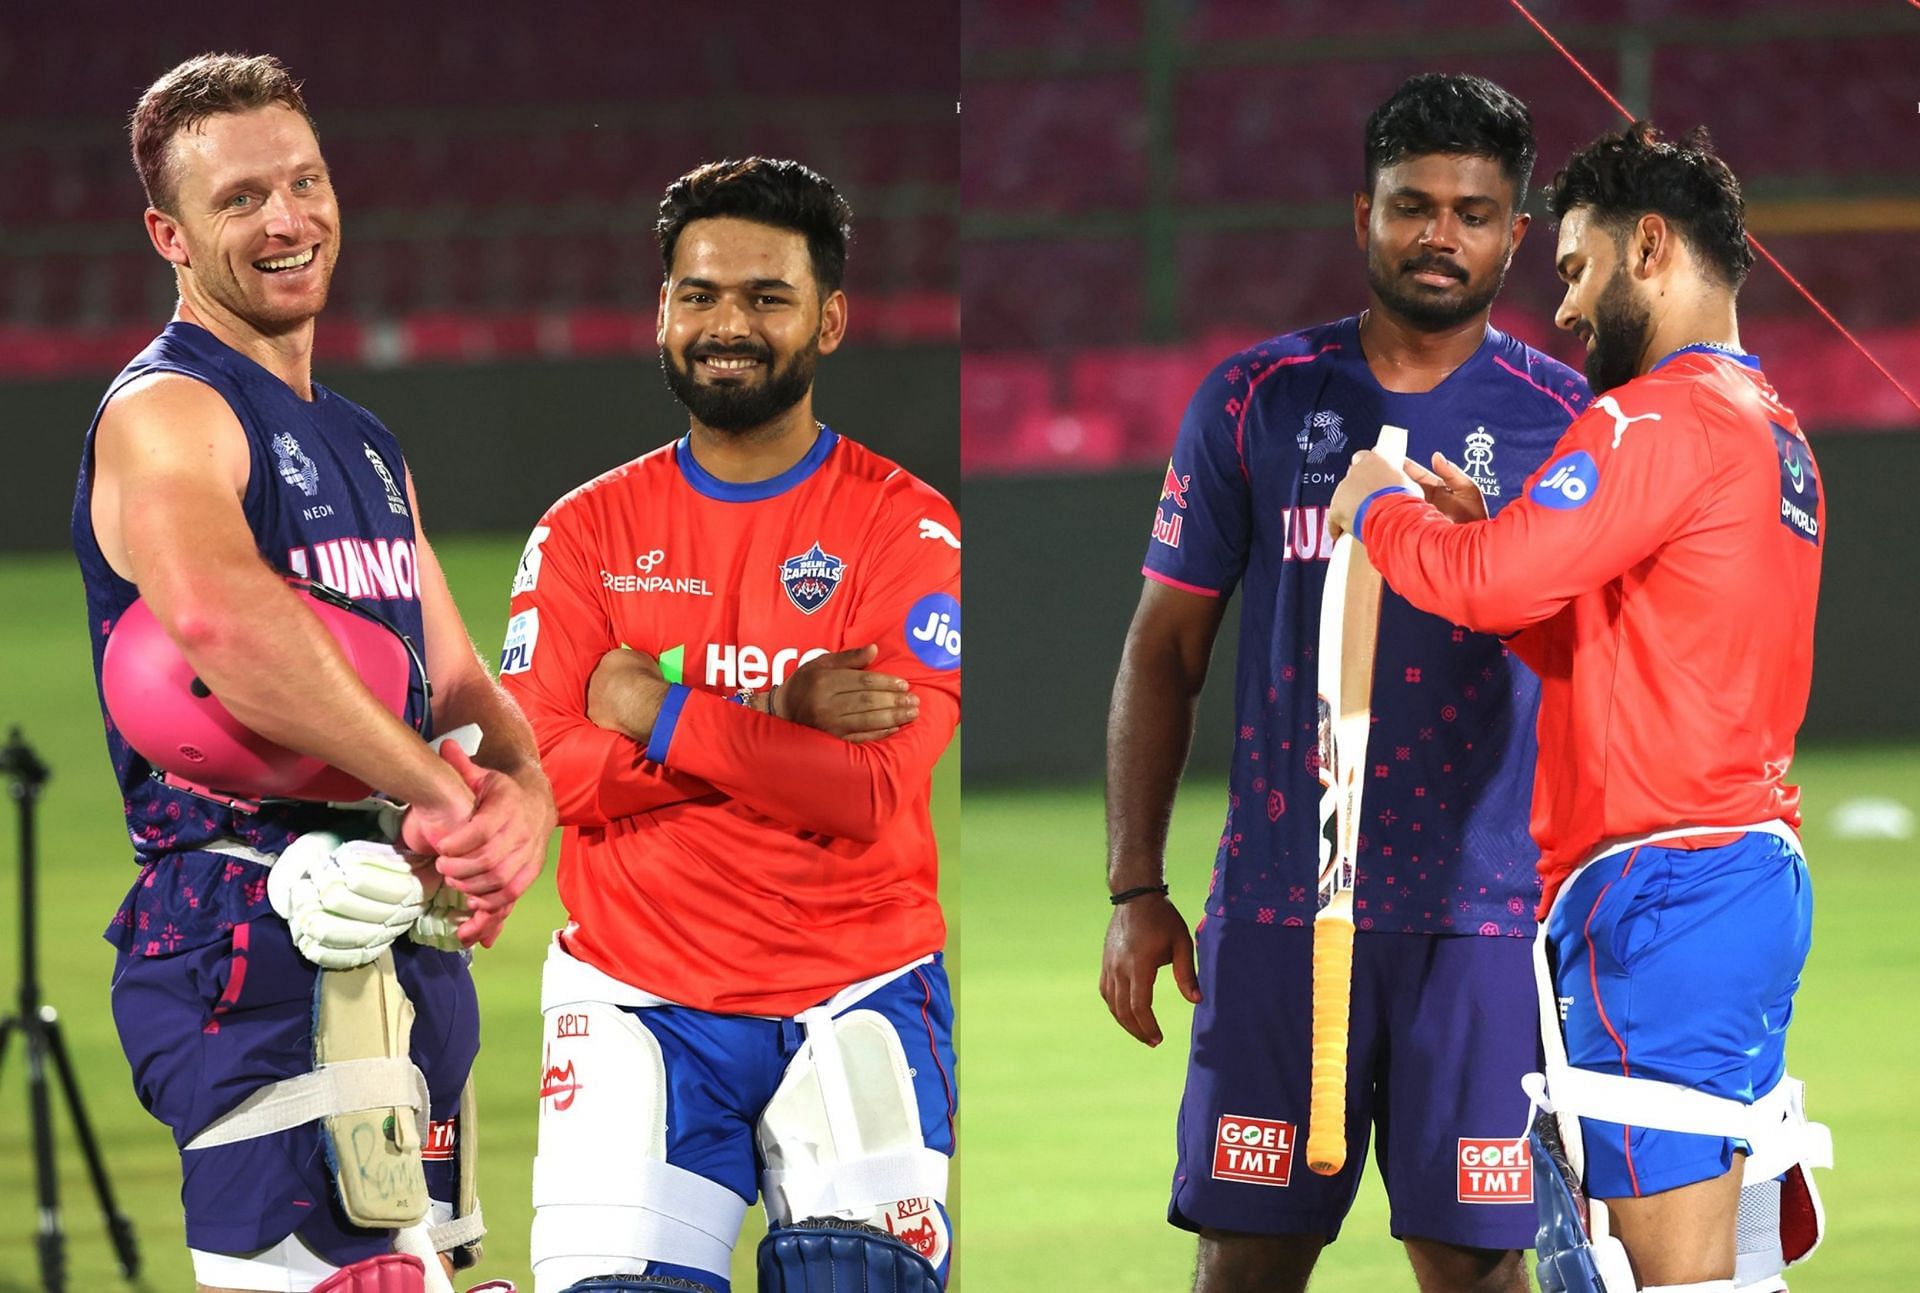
[0,540,957,1291]
[959,755,1920,1291]
[5,535,1915,1291]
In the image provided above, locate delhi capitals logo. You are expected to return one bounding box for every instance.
[1298,410,1347,464]
[273,431,319,497]
[780,542,845,615]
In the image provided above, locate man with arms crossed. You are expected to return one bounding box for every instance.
[500,159,960,1293]
[1101,74,1592,1293]
[75,54,553,1292]
[1331,122,1826,1293]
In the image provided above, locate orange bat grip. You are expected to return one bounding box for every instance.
[1306,905,1356,1176]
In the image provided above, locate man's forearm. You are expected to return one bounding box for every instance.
[164,573,468,811]
[1105,648,1206,890]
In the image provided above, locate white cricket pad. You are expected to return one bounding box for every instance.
[529,996,747,1293]
[758,1007,951,1271]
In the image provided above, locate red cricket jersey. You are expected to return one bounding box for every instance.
[1358,350,1822,914]
[500,428,961,1014]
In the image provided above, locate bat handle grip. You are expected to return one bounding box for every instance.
[1306,894,1356,1176]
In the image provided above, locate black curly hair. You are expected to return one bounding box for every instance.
[1364,73,1538,207]
[1546,122,1754,289]
[656,157,854,294]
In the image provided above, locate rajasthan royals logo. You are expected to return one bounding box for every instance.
[1298,410,1347,464]
[273,431,319,497]
[780,542,845,615]
[1463,427,1501,497]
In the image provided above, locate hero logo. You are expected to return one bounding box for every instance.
[1457,1138,1532,1204]
[906,593,961,671]
[1212,1114,1296,1187]
[704,644,830,689]
[499,609,539,675]
[511,526,550,596]
[1528,452,1599,510]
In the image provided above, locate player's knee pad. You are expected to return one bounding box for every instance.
[311,1253,427,1293]
[756,1219,942,1293]
[1733,1079,1828,1290]
[757,1008,950,1272]
[557,1277,717,1292]
[530,999,746,1293]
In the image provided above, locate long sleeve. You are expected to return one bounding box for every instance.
[498,512,717,828]
[1359,389,1707,637]
[645,484,962,844]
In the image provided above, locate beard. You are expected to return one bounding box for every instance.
[185,233,337,337]
[661,333,820,434]
[1366,242,1506,332]
[1582,265,1654,395]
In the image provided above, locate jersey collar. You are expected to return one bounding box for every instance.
[675,424,838,502]
[1652,342,1761,371]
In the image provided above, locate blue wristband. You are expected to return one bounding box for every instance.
[644,683,692,764]
[1353,485,1414,545]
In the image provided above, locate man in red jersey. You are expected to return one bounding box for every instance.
[1329,124,1828,1293]
[500,160,958,1293]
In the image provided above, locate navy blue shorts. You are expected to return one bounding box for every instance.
[110,910,479,1262]
[1171,919,1539,1249]
[1546,831,1812,1200]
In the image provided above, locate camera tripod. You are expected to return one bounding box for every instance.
[0,728,139,1291]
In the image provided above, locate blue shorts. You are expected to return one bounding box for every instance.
[1545,831,1812,1200]
[110,902,478,1262]
[1171,919,1540,1249]
[626,959,957,1291]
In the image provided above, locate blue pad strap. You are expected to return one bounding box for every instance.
[758,1219,942,1292]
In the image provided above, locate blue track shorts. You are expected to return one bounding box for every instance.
[1545,830,1812,1200]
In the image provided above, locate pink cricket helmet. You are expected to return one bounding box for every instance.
[101,582,425,806]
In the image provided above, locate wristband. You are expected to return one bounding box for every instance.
[1110,884,1170,906]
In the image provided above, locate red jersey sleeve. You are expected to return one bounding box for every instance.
[1358,387,1707,635]
[498,504,716,828]
[644,481,961,844]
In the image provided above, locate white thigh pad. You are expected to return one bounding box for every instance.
[529,998,746,1293]
[758,1008,950,1269]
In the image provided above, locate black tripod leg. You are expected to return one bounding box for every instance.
[26,1022,67,1293]
[0,1014,15,1085]
[40,1009,139,1279]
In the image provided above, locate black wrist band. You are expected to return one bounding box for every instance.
[1110,884,1170,906]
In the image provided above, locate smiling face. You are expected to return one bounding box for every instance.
[148,105,339,336]
[1553,205,1655,395]
[657,215,846,435]
[1357,153,1527,332]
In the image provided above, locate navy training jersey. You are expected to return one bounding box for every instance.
[1143,316,1590,936]
[73,322,428,954]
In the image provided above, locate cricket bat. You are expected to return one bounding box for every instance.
[1307,424,1407,1177]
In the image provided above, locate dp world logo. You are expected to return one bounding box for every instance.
[780,542,845,615]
